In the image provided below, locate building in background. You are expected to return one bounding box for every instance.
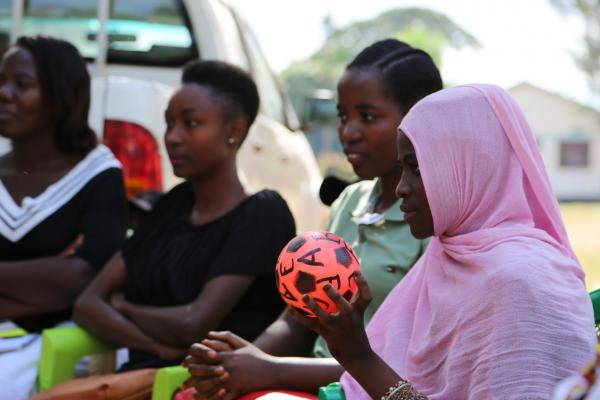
[509,82,600,201]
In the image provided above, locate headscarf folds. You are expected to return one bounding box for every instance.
[340,85,596,399]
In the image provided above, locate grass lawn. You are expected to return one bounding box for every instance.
[560,202,600,291]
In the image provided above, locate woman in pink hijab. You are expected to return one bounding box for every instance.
[293,84,596,399]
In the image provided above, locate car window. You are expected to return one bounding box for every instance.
[0,0,9,13]
[210,0,249,71]
[6,0,197,66]
[0,0,11,56]
[237,19,286,126]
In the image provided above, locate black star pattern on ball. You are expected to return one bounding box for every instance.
[335,247,353,268]
[286,236,306,252]
[342,290,354,302]
[295,270,316,294]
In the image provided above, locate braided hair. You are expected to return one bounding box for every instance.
[346,39,442,113]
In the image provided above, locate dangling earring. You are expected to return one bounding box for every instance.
[227,137,236,145]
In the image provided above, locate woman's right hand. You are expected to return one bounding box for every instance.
[289,272,374,370]
[183,331,280,400]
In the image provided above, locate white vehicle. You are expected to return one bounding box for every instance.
[1,0,324,232]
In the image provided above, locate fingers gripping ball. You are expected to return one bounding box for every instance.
[275,231,361,316]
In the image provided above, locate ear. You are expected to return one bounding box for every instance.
[225,117,248,148]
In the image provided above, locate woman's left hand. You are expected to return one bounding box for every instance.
[289,271,374,369]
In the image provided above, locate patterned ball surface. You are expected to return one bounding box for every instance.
[275,231,361,316]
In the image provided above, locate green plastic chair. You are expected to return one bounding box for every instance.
[37,326,190,400]
[318,382,345,400]
[316,290,600,400]
[591,288,600,334]
[0,327,28,338]
[152,366,190,400]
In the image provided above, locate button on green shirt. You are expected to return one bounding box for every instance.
[313,178,428,357]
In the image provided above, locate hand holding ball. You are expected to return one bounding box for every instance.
[275,231,361,316]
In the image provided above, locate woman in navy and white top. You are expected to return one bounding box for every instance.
[0,36,127,399]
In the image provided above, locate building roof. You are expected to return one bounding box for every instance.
[508,82,600,116]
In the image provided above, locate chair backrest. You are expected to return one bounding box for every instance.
[591,288,600,335]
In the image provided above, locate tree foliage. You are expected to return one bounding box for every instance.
[280,7,480,113]
[548,0,600,94]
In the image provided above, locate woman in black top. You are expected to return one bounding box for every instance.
[0,36,127,399]
[74,60,296,370]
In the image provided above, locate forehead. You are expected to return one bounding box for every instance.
[169,83,224,111]
[337,68,389,102]
[396,129,415,155]
[0,46,37,75]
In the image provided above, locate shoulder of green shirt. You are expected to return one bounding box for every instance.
[332,180,377,210]
[327,180,376,230]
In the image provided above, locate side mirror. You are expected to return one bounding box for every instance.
[301,89,339,159]
[301,89,356,183]
[301,89,337,133]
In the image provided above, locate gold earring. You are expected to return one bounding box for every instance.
[228,137,236,145]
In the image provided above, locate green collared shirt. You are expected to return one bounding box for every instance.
[313,178,428,357]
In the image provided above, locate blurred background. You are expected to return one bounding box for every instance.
[1,0,598,288]
[230,0,600,290]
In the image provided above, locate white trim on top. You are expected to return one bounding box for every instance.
[0,145,121,242]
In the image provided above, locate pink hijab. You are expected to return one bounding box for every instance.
[340,84,596,399]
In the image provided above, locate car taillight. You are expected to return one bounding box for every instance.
[103,120,163,198]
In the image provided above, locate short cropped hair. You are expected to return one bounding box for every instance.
[17,35,96,154]
[182,60,260,142]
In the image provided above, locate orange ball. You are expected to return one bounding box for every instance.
[275,231,361,316]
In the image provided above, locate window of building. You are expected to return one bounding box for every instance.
[560,141,589,167]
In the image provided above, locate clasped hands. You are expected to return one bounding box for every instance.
[182,272,373,400]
